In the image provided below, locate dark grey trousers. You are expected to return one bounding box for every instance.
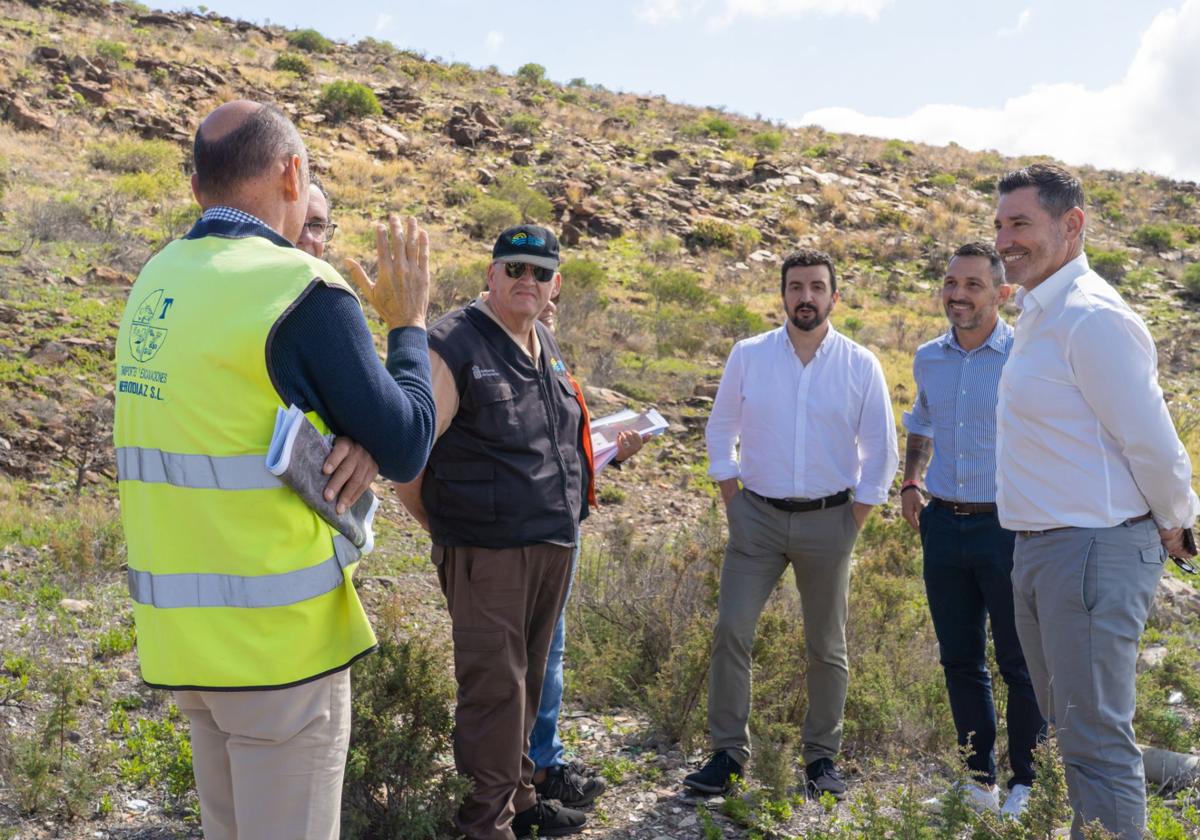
[1012,518,1164,840]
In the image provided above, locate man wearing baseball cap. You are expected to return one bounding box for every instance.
[395,224,595,839]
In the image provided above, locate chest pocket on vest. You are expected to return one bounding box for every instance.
[432,461,496,523]
[467,378,521,438]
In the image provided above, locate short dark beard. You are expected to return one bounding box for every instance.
[790,304,828,332]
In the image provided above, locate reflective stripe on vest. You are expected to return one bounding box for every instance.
[117,447,281,491]
[128,535,360,609]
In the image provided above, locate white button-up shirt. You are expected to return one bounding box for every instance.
[997,254,1199,532]
[705,325,898,505]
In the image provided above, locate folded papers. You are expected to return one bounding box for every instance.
[590,407,669,472]
[266,405,378,554]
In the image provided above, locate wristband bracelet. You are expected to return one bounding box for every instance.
[900,481,922,495]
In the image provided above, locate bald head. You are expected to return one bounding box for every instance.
[192,100,307,202]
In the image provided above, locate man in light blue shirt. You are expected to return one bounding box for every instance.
[901,242,1044,819]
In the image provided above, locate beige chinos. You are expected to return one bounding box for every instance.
[709,489,859,765]
[175,668,351,840]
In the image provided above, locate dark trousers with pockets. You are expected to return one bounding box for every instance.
[435,542,573,840]
[920,504,1045,788]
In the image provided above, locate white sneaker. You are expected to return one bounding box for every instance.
[1000,783,1032,819]
[922,782,999,815]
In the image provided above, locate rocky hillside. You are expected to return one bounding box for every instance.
[2,0,1200,837]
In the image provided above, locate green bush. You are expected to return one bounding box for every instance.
[559,258,606,292]
[505,112,541,137]
[750,131,783,153]
[490,174,552,222]
[556,258,609,352]
[342,635,467,839]
[287,27,334,53]
[1182,263,1200,299]
[116,705,195,809]
[88,137,180,174]
[929,172,956,188]
[650,268,709,307]
[688,218,760,255]
[9,668,115,819]
[273,52,313,77]
[880,139,913,165]
[568,76,588,87]
[1133,223,1174,252]
[466,195,521,238]
[429,258,490,319]
[713,303,766,339]
[971,175,997,195]
[1086,247,1128,283]
[318,80,382,123]
[802,142,831,158]
[598,485,626,504]
[516,62,546,85]
[95,624,136,659]
[685,115,737,139]
[94,39,127,63]
[443,180,480,207]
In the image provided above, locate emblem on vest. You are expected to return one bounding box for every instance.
[129,288,173,363]
[471,364,500,380]
[550,357,567,375]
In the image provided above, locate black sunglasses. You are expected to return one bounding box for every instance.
[502,261,555,283]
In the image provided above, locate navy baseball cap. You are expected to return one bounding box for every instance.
[492,224,560,271]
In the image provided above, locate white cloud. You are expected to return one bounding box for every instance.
[796,0,1200,182]
[373,13,392,33]
[637,0,681,23]
[636,0,892,26]
[711,0,894,27]
[484,30,504,53]
[998,8,1032,37]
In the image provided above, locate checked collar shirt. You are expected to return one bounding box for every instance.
[903,318,1012,504]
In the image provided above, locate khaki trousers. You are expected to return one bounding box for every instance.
[708,489,858,766]
[434,542,573,840]
[175,668,351,840]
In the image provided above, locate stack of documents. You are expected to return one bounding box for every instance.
[266,405,378,553]
[589,407,669,471]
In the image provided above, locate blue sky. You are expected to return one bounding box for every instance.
[160,0,1200,180]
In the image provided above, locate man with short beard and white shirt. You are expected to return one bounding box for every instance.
[686,247,897,799]
[994,163,1198,840]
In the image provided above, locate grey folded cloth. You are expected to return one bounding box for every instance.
[267,405,378,553]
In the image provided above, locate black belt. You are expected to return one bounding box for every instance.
[931,498,998,516]
[747,489,851,513]
[1017,512,1153,538]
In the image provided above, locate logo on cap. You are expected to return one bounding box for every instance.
[510,231,545,248]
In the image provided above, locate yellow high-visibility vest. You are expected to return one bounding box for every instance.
[114,232,376,689]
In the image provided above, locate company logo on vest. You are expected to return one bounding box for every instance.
[129,288,173,363]
[471,364,500,380]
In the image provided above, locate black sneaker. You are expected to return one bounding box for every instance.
[512,795,586,838]
[682,751,743,795]
[564,757,598,778]
[805,757,847,800]
[536,762,607,808]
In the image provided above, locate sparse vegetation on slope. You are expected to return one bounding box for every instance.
[0,0,1198,837]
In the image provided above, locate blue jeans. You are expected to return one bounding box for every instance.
[530,545,579,771]
[920,503,1045,788]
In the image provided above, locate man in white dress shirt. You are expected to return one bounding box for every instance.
[994,163,1198,839]
[684,248,898,798]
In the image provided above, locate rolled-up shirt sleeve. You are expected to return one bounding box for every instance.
[854,355,900,505]
[901,355,934,437]
[705,341,744,482]
[1070,309,1200,529]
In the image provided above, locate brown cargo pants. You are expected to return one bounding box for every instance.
[434,542,573,840]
